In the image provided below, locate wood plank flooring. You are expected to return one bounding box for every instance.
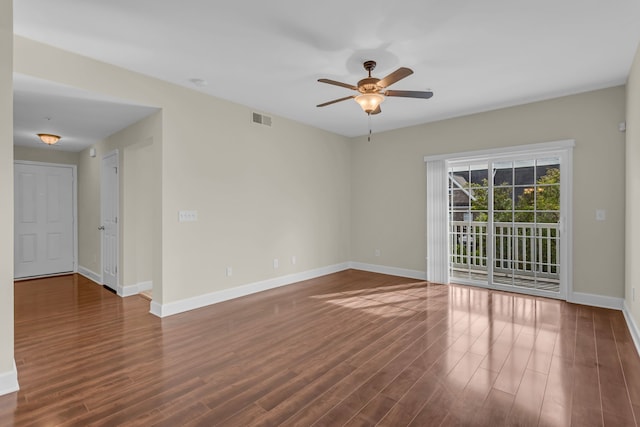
[2,270,640,426]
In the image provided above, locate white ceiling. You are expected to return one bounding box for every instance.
[14,74,158,152]
[12,0,640,143]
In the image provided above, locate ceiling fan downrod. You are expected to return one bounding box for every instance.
[363,60,376,77]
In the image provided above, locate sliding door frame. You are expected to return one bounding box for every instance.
[425,139,574,300]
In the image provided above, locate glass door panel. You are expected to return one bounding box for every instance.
[448,163,489,282]
[492,156,561,292]
[448,154,562,297]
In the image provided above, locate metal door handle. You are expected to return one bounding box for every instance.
[98,226,105,230]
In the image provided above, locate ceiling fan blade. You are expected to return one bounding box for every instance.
[384,90,434,99]
[318,78,358,91]
[371,105,382,115]
[377,67,413,88]
[317,95,355,107]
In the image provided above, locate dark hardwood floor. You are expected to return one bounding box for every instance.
[2,270,640,426]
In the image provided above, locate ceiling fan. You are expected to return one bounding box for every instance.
[317,60,433,115]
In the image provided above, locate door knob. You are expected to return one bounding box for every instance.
[98,226,105,230]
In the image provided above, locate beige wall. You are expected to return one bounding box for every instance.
[351,86,626,298]
[0,0,13,378]
[158,106,351,303]
[14,146,80,165]
[77,144,101,275]
[15,37,351,306]
[77,112,161,294]
[123,138,154,288]
[626,43,640,322]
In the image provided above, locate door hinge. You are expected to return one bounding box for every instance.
[114,166,118,174]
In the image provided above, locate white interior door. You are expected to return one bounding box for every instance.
[101,151,119,291]
[14,162,75,279]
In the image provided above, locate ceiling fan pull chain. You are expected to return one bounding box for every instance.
[368,113,372,142]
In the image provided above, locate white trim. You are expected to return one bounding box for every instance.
[623,301,640,357]
[14,160,78,278]
[424,139,576,163]
[568,292,623,310]
[150,263,350,317]
[348,262,426,280]
[118,281,152,297]
[149,301,163,317]
[77,266,101,284]
[562,146,574,300]
[0,360,19,396]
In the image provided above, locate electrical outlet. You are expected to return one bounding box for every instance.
[178,210,198,222]
[375,249,381,257]
[291,255,296,265]
[273,258,279,269]
[226,266,232,277]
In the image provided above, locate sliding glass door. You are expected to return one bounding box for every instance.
[446,150,566,298]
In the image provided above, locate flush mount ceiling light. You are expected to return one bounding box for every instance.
[317,60,434,115]
[37,133,61,145]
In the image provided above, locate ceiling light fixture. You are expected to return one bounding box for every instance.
[354,93,385,114]
[317,60,433,116]
[37,133,61,145]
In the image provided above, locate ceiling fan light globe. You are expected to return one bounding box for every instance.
[355,93,384,114]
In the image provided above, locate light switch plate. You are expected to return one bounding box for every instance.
[595,209,606,221]
[179,210,198,222]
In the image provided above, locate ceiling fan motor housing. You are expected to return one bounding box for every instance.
[358,77,381,93]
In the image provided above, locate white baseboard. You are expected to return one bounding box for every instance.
[118,281,152,297]
[77,266,101,285]
[623,301,640,358]
[0,360,19,397]
[149,262,350,317]
[149,300,163,317]
[147,260,631,325]
[348,262,426,281]
[568,291,624,310]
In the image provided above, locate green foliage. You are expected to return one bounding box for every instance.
[452,168,561,275]
[467,168,560,223]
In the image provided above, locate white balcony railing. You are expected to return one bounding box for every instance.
[450,220,560,284]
